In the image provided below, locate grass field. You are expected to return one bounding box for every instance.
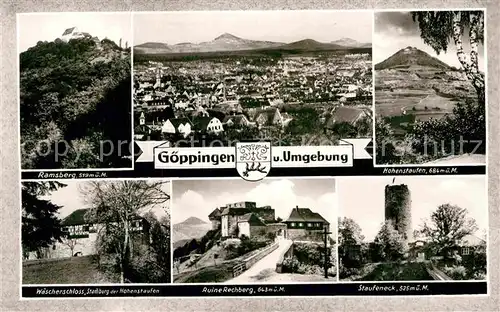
[22,256,119,284]
[173,262,235,283]
[342,262,433,281]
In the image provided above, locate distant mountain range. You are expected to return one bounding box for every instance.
[375,46,454,70]
[135,33,371,54]
[172,216,212,245]
[331,37,371,48]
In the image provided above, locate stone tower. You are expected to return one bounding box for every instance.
[384,184,412,243]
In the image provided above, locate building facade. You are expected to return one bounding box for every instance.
[283,206,330,242]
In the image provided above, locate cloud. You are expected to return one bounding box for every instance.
[374,11,485,71]
[339,176,487,242]
[18,12,132,53]
[172,190,208,224]
[375,12,420,37]
[438,179,468,192]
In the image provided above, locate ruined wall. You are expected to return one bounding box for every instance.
[384,184,413,243]
[211,219,221,230]
[252,208,275,222]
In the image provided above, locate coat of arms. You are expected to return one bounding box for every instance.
[235,142,271,181]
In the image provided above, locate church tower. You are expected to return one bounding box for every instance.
[154,65,161,89]
[139,112,145,126]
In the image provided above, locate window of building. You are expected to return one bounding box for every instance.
[298,223,304,227]
[307,223,312,227]
[462,247,471,255]
[291,222,296,227]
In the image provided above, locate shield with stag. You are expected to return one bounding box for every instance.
[235,142,271,181]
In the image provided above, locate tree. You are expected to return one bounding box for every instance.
[338,217,365,267]
[79,180,170,283]
[61,236,81,257]
[420,203,478,259]
[338,217,365,246]
[22,181,67,257]
[411,11,485,104]
[372,221,408,261]
[375,118,399,164]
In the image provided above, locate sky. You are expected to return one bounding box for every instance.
[172,178,337,226]
[17,12,132,52]
[133,11,373,45]
[338,176,487,242]
[42,180,170,220]
[374,11,485,71]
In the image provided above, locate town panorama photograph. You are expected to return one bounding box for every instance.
[133,11,373,147]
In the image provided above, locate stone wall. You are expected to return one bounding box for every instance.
[275,243,294,273]
[252,208,275,222]
[243,242,279,269]
[287,229,324,242]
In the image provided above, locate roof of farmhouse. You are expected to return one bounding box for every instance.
[285,206,329,224]
[61,208,143,226]
[330,106,366,124]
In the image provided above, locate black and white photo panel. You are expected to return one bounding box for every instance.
[21,179,171,284]
[338,176,487,282]
[171,178,338,284]
[18,12,133,170]
[374,10,486,165]
[133,11,373,147]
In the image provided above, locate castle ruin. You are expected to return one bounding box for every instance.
[384,183,413,243]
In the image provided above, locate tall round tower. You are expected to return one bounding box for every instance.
[384,184,413,243]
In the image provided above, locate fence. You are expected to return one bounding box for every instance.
[244,242,279,269]
[231,242,279,278]
[232,262,246,277]
[425,263,453,280]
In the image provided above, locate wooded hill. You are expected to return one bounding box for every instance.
[20,37,132,169]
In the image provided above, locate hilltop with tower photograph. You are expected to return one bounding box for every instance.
[19,20,132,170]
[338,177,487,281]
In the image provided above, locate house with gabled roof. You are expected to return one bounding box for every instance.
[217,202,277,238]
[162,117,193,138]
[284,206,330,242]
[237,213,267,238]
[60,27,93,42]
[327,106,368,127]
[223,114,255,128]
[253,107,284,128]
[192,116,224,135]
